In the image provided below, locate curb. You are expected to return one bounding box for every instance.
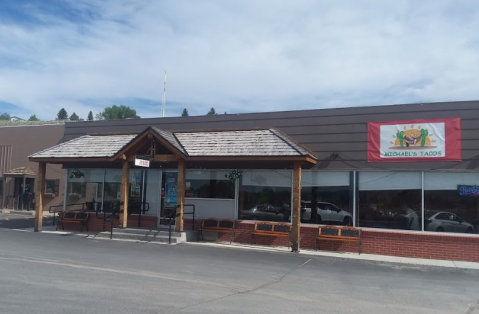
[184,241,479,271]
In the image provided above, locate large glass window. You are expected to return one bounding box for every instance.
[424,172,479,234]
[301,171,352,226]
[358,172,422,230]
[185,170,235,199]
[67,169,110,211]
[238,170,292,222]
[45,179,60,196]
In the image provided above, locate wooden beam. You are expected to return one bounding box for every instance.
[291,161,302,252]
[126,154,179,163]
[185,156,316,163]
[119,160,129,228]
[154,154,181,163]
[113,128,186,161]
[34,162,46,232]
[175,159,186,232]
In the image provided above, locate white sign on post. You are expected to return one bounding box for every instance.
[134,158,150,168]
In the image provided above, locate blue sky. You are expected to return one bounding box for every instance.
[0,0,478,120]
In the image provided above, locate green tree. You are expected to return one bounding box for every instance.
[0,113,10,120]
[69,112,79,121]
[87,111,94,121]
[57,108,68,120]
[28,114,40,121]
[207,107,217,115]
[97,105,140,120]
[181,108,189,117]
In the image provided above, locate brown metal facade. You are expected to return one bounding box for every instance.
[62,100,479,171]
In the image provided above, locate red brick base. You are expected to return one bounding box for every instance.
[189,220,479,263]
[61,216,479,262]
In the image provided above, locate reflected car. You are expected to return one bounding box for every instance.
[425,211,474,233]
[301,201,353,225]
[242,204,285,222]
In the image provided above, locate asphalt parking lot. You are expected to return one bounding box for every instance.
[1,224,478,314]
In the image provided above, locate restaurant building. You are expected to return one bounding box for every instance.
[0,122,65,211]
[29,101,479,262]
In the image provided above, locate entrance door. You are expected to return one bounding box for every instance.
[14,177,35,210]
[158,171,178,226]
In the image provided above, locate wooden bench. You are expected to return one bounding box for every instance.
[316,226,362,254]
[57,211,90,232]
[198,218,235,243]
[251,222,291,248]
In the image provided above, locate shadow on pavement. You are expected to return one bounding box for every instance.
[0,216,54,229]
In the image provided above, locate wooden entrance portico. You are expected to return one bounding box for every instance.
[29,127,317,252]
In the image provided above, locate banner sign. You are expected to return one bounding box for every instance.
[368,118,461,162]
[458,185,479,197]
[134,158,150,168]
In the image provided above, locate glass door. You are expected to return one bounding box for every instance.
[159,171,178,225]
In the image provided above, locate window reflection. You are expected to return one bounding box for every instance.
[301,186,352,225]
[301,171,352,226]
[424,190,477,234]
[238,171,292,222]
[358,189,421,230]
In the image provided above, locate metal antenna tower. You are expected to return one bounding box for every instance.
[162,70,167,117]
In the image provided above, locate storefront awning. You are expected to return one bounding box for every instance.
[29,126,317,164]
[3,166,36,177]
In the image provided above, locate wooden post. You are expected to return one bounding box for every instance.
[34,162,46,232]
[175,159,186,232]
[119,160,129,228]
[291,162,302,252]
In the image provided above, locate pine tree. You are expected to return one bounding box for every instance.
[28,114,40,121]
[181,108,189,117]
[87,111,94,121]
[207,108,217,115]
[57,108,68,120]
[69,112,79,121]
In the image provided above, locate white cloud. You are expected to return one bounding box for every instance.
[0,0,478,119]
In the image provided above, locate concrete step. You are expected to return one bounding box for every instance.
[97,231,180,243]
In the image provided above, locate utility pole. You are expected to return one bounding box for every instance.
[162,70,167,117]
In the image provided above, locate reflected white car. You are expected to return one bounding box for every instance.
[301,201,352,225]
[425,211,474,233]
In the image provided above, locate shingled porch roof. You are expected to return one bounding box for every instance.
[29,127,317,163]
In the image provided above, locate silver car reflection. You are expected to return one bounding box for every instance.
[242,204,284,222]
[425,211,474,233]
[301,201,353,225]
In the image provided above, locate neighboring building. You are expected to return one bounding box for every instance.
[0,122,65,210]
[10,116,25,122]
[25,100,479,262]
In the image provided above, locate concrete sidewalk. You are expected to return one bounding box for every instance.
[11,224,479,271]
[185,241,479,271]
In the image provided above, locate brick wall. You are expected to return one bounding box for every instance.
[62,216,479,263]
[190,220,479,263]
